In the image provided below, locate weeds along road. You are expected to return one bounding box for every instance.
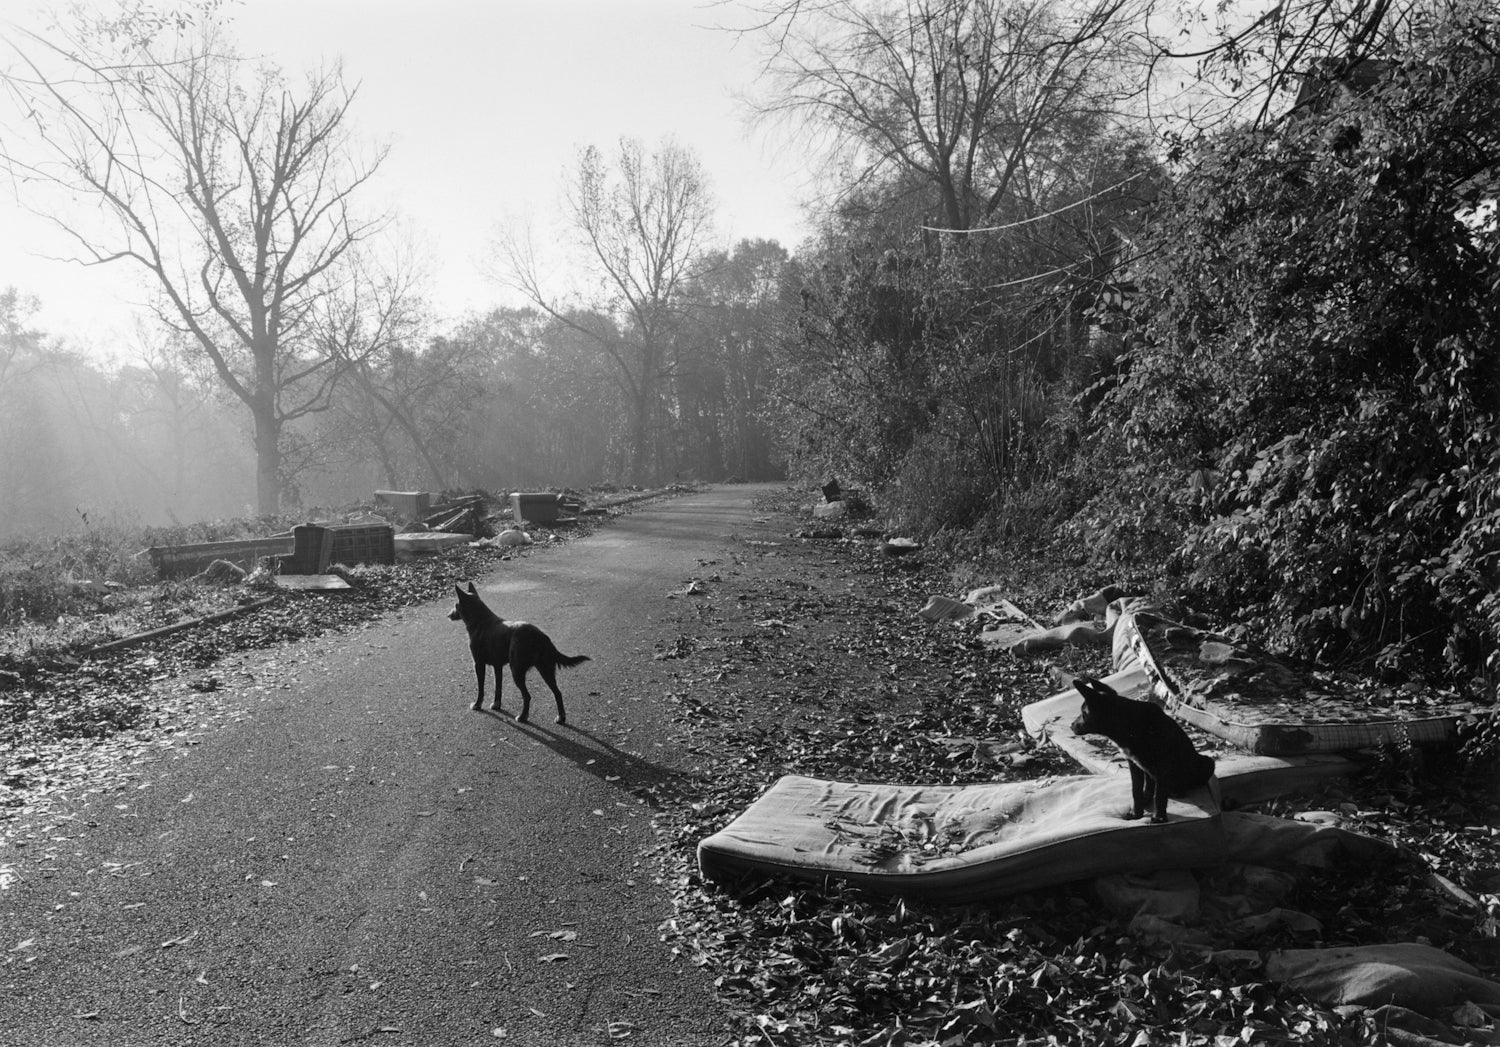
[1,485,780,1047]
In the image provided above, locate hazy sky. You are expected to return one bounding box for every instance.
[0,0,813,355]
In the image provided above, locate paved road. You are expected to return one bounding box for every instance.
[2,486,773,1046]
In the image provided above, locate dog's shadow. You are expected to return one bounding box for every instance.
[476,710,682,805]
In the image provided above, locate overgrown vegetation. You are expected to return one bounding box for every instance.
[763,0,1500,700]
[1107,4,1500,688]
[0,512,328,640]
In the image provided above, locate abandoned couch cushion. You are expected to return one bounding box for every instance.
[698,773,1224,904]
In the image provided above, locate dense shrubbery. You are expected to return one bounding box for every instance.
[775,2,1499,695]
[1097,6,1500,686]
[0,512,315,630]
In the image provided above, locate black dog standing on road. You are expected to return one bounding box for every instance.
[448,582,590,724]
[1070,676,1215,824]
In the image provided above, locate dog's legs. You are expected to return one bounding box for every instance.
[537,662,567,725]
[472,660,487,712]
[1125,763,1147,820]
[1149,775,1170,824]
[510,663,533,723]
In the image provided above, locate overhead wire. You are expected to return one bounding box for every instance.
[919,171,1148,235]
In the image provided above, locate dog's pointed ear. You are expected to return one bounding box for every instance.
[455,583,465,597]
[467,581,478,594]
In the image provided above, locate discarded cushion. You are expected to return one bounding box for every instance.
[1263,943,1500,1017]
[1220,811,1397,869]
[698,773,1224,904]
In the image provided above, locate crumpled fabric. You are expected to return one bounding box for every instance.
[1263,943,1500,1017]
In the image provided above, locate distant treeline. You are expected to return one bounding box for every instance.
[0,240,792,535]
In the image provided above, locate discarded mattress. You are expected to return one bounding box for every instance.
[697,773,1224,904]
[1116,611,1485,755]
[1021,672,1356,806]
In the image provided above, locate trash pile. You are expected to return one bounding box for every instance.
[142,490,593,586]
[697,573,1500,1044]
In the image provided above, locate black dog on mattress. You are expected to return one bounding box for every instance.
[1070,676,1215,823]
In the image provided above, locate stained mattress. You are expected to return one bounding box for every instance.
[1116,611,1478,755]
[697,773,1223,903]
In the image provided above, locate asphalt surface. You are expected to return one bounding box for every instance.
[2,486,773,1047]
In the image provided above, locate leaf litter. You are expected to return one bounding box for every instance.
[649,488,1500,1046]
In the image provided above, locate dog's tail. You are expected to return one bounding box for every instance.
[555,653,591,669]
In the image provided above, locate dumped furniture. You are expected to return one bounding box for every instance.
[510,491,560,525]
[425,495,487,535]
[282,523,395,574]
[374,490,432,523]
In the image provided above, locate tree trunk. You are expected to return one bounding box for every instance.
[253,405,281,516]
[630,387,652,484]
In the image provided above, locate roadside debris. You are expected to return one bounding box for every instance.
[196,559,247,585]
[668,488,1500,1047]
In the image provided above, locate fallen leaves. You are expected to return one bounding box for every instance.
[651,491,1500,1046]
[530,928,579,942]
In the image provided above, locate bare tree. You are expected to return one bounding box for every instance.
[500,137,714,483]
[744,0,1153,233]
[0,4,400,513]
